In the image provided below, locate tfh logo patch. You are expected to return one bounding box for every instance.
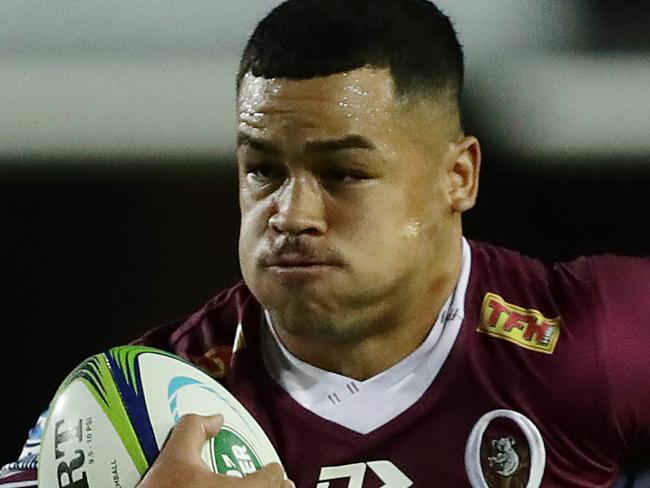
[317,461,412,488]
[477,293,561,354]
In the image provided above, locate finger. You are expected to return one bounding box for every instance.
[240,462,285,486]
[282,480,296,488]
[162,413,224,460]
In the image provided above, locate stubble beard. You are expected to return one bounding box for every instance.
[264,279,401,345]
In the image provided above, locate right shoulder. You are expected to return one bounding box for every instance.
[132,282,262,375]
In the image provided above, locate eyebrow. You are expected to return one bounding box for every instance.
[306,135,376,152]
[237,133,282,155]
[237,133,376,153]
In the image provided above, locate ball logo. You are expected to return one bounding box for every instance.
[211,427,263,477]
[167,375,262,477]
[53,418,89,488]
[465,409,546,488]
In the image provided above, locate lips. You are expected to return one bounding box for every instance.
[264,253,332,267]
[259,238,345,271]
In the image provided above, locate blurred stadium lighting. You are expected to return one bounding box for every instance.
[0,0,648,161]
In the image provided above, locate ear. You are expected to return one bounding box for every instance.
[448,135,481,213]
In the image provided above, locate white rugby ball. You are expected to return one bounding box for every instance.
[37,345,282,488]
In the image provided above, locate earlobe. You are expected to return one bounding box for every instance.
[450,136,481,213]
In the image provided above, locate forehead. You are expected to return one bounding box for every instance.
[237,67,397,125]
[236,67,460,157]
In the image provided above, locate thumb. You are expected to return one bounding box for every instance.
[239,463,294,487]
[161,413,224,461]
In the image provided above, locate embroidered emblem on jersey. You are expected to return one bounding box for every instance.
[465,409,546,488]
[477,293,561,354]
[487,437,519,476]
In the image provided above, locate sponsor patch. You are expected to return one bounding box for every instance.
[477,293,560,354]
[188,346,233,379]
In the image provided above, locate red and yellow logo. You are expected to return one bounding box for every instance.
[189,346,233,379]
[477,293,561,354]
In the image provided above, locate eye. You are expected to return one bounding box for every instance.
[245,163,285,183]
[321,168,369,184]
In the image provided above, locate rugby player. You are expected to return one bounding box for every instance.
[3,0,649,486]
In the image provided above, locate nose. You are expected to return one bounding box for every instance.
[269,173,327,236]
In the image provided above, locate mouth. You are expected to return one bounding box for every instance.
[262,253,340,279]
[265,255,336,268]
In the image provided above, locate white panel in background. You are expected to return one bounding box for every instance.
[0,1,283,56]
[435,0,587,57]
[1,1,648,162]
[0,55,239,158]
[472,54,650,160]
[0,0,280,160]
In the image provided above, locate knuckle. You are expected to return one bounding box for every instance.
[262,462,284,479]
[176,413,203,428]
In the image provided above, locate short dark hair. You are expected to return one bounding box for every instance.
[237,0,464,104]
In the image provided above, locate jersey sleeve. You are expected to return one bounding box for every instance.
[589,255,650,461]
[0,409,47,487]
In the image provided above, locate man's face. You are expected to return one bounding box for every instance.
[237,67,471,341]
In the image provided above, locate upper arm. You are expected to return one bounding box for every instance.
[590,256,650,454]
[0,409,47,487]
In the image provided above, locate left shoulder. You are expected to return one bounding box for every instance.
[469,240,650,309]
[467,242,650,457]
[550,253,650,333]
[561,253,650,301]
[467,241,650,356]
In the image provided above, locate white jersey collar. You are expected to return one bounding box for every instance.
[261,238,472,434]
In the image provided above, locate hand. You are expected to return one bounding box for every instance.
[138,413,295,488]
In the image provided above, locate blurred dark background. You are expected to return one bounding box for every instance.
[1,0,649,465]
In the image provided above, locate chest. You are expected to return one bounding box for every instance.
[231,348,619,488]
[260,398,618,488]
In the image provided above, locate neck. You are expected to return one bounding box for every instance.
[272,239,464,381]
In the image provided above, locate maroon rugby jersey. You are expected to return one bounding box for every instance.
[2,240,650,487]
[132,240,650,487]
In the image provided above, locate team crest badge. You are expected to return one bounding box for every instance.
[466,409,546,488]
[487,436,520,477]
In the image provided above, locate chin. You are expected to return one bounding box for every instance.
[271,309,354,342]
[262,287,328,315]
[256,284,337,323]
[254,266,335,296]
